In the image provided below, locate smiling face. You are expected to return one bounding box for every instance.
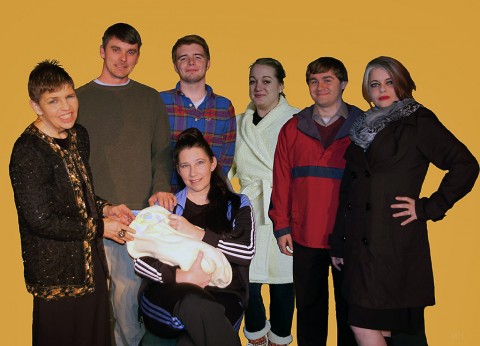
[177,146,217,195]
[173,43,210,84]
[367,67,400,108]
[308,69,347,110]
[99,37,140,84]
[30,84,78,138]
[249,64,283,116]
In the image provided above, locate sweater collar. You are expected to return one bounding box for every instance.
[296,103,363,141]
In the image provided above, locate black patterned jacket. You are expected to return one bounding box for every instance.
[9,124,109,300]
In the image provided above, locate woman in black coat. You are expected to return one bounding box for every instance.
[329,56,479,346]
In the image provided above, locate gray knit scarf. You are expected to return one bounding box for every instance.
[350,98,421,150]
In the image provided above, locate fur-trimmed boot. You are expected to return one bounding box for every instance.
[267,329,293,346]
[247,335,268,346]
[244,321,270,346]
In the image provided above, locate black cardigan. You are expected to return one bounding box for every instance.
[10,124,110,300]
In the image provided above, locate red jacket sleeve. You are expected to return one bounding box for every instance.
[269,120,296,238]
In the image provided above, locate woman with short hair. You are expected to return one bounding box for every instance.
[9,60,135,346]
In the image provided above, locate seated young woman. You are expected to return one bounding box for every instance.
[134,127,256,346]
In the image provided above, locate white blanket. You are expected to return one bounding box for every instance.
[127,206,232,288]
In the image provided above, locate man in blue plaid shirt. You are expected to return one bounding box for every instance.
[156,35,236,195]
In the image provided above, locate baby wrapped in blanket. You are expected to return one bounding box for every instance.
[127,205,232,288]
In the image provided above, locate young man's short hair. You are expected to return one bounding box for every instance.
[171,35,210,63]
[306,57,348,84]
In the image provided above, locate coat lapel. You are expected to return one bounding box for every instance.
[366,115,417,171]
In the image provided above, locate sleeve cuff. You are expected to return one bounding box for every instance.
[273,226,291,239]
[163,265,178,284]
[416,197,445,222]
[96,199,112,217]
[328,242,344,258]
[95,218,104,238]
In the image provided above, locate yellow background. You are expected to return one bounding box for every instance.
[1,0,479,345]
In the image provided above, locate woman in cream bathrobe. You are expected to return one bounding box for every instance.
[230,58,299,346]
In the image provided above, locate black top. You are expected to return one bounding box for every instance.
[182,199,208,228]
[252,110,263,126]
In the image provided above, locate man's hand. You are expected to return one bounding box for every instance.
[148,191,177,212]
[277,234,294,256]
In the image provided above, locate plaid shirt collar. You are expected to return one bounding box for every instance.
[174,82,215,100]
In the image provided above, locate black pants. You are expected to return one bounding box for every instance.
[244,282,295,337]
[140,282,242,346]
[293,243,357,346]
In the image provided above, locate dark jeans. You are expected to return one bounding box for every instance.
[244,282,295,337]
[293,242,357,346]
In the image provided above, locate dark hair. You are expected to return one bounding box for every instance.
[306,57,348,84]
[174,128,240,235]
[171,35,210,63]
[250,57,287,97]
[28,60,74,103]
[102,23,142,49]
[362,56,416,107]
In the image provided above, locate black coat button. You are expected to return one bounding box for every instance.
[366,202,371,210]
[362,237,368,245]
[342,236,346,242]
[364,170,371,177]
[351,171,357,179]
[347,203,352,209]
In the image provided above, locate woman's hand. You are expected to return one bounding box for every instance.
[176,251,211,288]
[168,214,205,240]
[148,191,177,212]
[391,196,417,226]
[103,204,135,225]
[331,257,344,271]
[103,218,136,244]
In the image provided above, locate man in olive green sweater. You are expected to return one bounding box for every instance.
[76,23,171,346]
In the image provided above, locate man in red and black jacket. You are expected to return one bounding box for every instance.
[269,57,362,346]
